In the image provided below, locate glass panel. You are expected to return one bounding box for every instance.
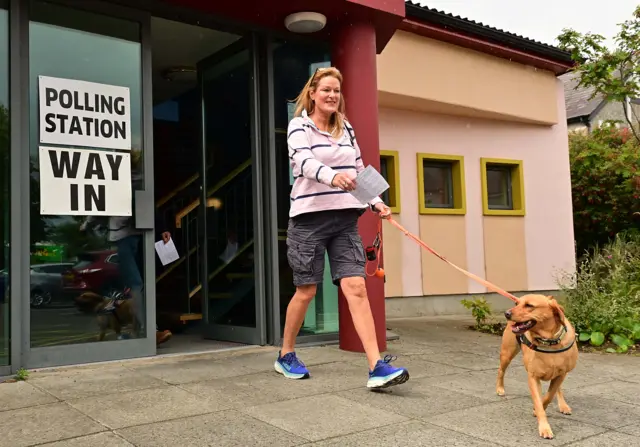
[380,157,390,205]
[423,161,453,208]
[0,1,9,366]
[272,40,333,335]
[29,2,144,347]
[202,42,257,328]
[487,166,512,209]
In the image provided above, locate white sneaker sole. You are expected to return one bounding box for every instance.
[274,360,309,379]
[367,369,410,389]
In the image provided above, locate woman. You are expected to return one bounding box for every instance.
[275,67,409,389]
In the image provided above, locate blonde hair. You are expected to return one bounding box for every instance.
[293,67,346,139]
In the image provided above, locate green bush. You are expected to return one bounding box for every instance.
[569,125,640,256]
[558,232,640,352]
[461,297,492,328]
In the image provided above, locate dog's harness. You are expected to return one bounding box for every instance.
[516,324,576,353]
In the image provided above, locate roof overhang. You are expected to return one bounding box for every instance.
[403,4,576,76]
[161,0,405,53]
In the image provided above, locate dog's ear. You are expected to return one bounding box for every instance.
[548,298,565,325]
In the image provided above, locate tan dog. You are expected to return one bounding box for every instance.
[496,294,578,440]
[76,291,136,341]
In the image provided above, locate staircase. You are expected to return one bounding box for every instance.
[154,157,255,330]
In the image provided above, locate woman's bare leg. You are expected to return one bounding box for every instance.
[340,277,381,370]
[281,284,317,355]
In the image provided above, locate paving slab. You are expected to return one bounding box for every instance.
[566,431,640,446]
[348,353,470,380]
[233,361,368,400]
[117,410,307,447]
[241,393,408,442]
[307,420,500,446]
[66,385,220,429]
[548,388,640,430]
[618,424,640,437]
[384,338,460,356]
[575,354,640,384]
[569,380,640,406]
[561,361,626,390]
[295,345,364,365]
[0,402,106,447]
[124,351,275,384]
[426,397,607,446]
[338,376,492,419]
[422,365,531,401]
[5,316,640,446]
[40,432,135,446]
[29,365,166,400]
[0,380,59,412]
[178,375,287,411]
[415,350,503,371]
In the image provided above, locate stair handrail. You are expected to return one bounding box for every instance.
[174,158,252,228]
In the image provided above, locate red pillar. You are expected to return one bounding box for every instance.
[332,21,387,353]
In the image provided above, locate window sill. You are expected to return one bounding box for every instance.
[419,207,466,216]
[483,208,525,217]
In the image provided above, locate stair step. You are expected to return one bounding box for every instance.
[226,272,254,280]
[209,292,232,299]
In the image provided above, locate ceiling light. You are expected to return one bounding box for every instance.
[284,12,327,34]
[161,66,197,82]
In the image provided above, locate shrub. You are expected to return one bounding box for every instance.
[569,125,640,256]
[557,231,640,352]
[461,297,492,328]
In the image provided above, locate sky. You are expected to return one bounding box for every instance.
[411,0,639,48]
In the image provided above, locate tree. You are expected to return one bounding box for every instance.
[557,6,640,143]
[569,125,640,255]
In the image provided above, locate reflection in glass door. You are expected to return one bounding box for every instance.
[198,38,262,344]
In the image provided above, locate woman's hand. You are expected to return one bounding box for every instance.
[374,203,392,219]
[162,232,171,244]
[331,173,356,191]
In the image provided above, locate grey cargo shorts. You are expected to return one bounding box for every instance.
[286,209,367,287]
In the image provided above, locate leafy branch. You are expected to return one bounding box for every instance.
[557,6,640,143]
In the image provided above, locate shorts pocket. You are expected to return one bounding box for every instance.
[286,238,317,276]
[347,233,366,266]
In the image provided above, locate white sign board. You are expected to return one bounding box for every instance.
[38,76,132,150]
[39,146,132,216]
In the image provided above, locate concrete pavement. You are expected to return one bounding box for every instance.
[1,316,639,446]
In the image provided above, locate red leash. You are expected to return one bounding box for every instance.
[380,216,519,303]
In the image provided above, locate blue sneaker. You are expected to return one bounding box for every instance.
[367,355,409,389]
[274,351,310,379]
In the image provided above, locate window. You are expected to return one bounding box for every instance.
[480,158,525,216]
[29,2,144,347]
[0,0,9,366]
[379,150,400,213]
[417,154,466,215]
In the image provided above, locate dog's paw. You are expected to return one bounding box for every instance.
[496,387,505,397]
[558,404,572,415]
[538,423,554,439]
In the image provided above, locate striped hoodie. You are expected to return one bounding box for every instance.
[288,110,383,218]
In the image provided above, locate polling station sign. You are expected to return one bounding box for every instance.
[38,76,132,150]
[39,146,132,216]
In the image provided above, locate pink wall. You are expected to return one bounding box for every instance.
[378,79,576,295]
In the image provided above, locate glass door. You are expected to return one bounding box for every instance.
[197,37,264,345]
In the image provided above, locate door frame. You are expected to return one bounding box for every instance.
[196,34,267,346]
[11,0,157,370]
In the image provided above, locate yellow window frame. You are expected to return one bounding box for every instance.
[480,158,525,216]
[417,153,466,215]
[380,150,401,214]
